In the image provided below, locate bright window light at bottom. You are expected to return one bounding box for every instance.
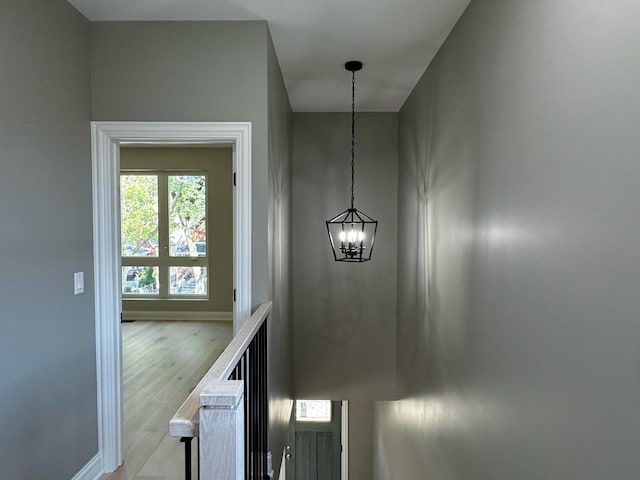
[296,400,332,422]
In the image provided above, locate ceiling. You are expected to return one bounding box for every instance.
[67,0,471,112]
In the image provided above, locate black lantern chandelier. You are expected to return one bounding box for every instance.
[326,61,378,263]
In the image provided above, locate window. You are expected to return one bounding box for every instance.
[295,400,332,423]
[121,172,208,298]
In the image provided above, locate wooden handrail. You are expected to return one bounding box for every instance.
[169,302,273,438]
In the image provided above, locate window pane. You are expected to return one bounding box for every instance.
[122,266,159,295]
[169,175,207,257]
[121,175,158,257]
[169,266,207,295]
[295,400,332,423]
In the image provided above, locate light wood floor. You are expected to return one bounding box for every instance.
[101,320,232,480]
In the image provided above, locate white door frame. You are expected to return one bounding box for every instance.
[91,121,252,472]
[341,400,349,480]
[284,401,349,479]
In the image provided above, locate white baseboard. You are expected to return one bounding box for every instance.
[71,452,103,480]
[122,311,233,322]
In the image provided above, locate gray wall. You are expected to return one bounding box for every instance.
[91,21,270,309]
[292,113,398,400]
[267,32,294,473]
[348,401,373,480]
[0,0,97,478]
[375,0,640,479]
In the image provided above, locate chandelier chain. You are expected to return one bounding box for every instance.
[351,69,356,209]
[325,61,378,263]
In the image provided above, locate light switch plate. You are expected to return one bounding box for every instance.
[74,272,84,295]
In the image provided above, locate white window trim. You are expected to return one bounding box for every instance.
[91,121,252,473]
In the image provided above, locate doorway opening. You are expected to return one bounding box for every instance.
[284,400,348,480]
[92,122,252,473]
[119,146,233,319]
[112,145,234,478]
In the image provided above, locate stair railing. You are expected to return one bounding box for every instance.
[170,302,272,480]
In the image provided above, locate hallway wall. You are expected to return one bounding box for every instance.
[91,20,271,310]
[91,21,294,471]
[267,31,294,475]
[292,113,398,400]
[348,401,374,480]
[375,0,640,478]
[0,0,96,478]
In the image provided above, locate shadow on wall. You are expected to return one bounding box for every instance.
[397,69,442,399]
[398,55,477,399]
[267,55,294,474]
[309,275,365,343]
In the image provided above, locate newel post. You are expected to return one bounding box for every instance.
[199,381,245,480]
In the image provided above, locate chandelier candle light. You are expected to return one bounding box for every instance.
[326,61,378,262]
